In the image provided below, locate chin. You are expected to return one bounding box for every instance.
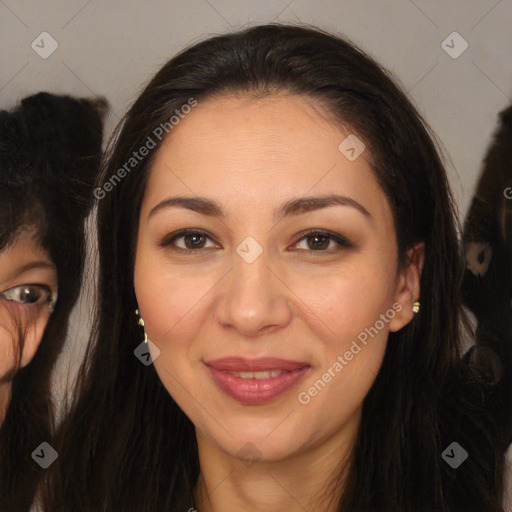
[202,418,310,463]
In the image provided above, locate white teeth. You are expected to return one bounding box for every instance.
[228,370,284,379]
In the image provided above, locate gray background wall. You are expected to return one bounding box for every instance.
[1,0,512,503]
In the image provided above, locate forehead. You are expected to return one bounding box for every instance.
[141,93,391,224]
[159,93,348,163]
[0,227,54,282]
[0,226,44,254]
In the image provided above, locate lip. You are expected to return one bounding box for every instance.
[204,357,311,405]
[205,357,309,372]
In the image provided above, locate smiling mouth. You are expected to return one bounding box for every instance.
[204,357,311,404]
[226,369,286,379]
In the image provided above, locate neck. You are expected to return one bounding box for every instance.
[193,409,360,512]
[0,381,12,425]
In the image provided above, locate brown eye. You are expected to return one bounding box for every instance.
[182,233,207,249]
[160,229,218,253]
[292,230,351,252]
[0,284,54,306]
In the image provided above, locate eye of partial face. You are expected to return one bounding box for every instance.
[0,227,59,315]
[0,284,57,311]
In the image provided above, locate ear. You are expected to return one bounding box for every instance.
[19,316,48,368]
[388,242,425,332]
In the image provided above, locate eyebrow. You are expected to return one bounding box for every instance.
[1,261,56,287]
[148,194,371,223]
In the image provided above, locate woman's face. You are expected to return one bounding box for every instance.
[134,93,422,463]
[0,226,57,419]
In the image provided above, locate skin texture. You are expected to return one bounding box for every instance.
[0,227,57,424]
[134,93,424,511]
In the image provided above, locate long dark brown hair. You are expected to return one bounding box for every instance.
[0,92,105,512]
[43,24,510,511]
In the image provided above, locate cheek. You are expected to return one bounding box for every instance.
[289,259,397,344]
[294,286,392,440]
[134,263,216,344]
[134,261,213,423]
[133,246,217,395]
[0,311,19,379]
[0,306,50,374]
[291,261,394,413]
[295,337,386,452]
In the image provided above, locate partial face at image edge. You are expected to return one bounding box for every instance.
[0,226,58,422]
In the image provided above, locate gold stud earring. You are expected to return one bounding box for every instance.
[135,308,148,343]
[412,301,420,314]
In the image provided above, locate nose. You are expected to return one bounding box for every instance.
[213,245,293,338]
